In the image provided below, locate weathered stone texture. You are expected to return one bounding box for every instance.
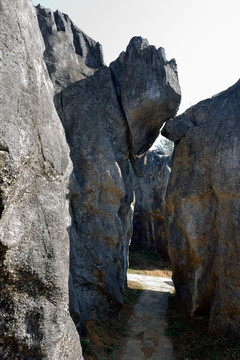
[36,4,104,93]
[55,67,133,330]
[131,150,171,257]
[37,6,181,333]
[162,79,240,339]
[0,0,82,358]
[110,37,181,173]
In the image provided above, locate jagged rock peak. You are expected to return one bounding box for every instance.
[36,4,104,92]
[127,36,150,50]
[125,36,169,63]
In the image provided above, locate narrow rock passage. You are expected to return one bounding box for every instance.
[119,273,176,360]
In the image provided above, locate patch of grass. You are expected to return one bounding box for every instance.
[81,282,141,360]
[167,315,188,337]
[167,293,240,360]
[82,246,171,359]
[123,281,142,304]
[128,244,172,277]
[105,344,114,355]
[80,337,91,351]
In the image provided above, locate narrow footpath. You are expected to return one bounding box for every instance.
[119,273,176,360]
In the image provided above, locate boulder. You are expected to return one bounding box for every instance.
[110,37,181,174]
[36,4,104,93]
[0,0,82,358]
[131,150,171,257]
[162,79,240,339]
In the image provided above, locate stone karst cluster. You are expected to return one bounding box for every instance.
[131,149,171,258]
[0,0,239,358]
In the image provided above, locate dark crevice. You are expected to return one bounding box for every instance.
[0,189,4,218]
[109,68,136,172]
[0,145,9,152]
[53,10,66,32]
[60,91,64,111]
[71,23,83,57]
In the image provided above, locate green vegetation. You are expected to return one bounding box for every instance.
[82,245,172,359]
[81,280,142,360]
[80,338,91,351]
[167,293,240,360]
[166,314,188,337]
[128,244,172,277]
[123,283,142,304]
[105,344,114,355]
[154,136,174,155]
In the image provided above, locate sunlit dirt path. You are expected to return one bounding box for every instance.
[119,273,176,360]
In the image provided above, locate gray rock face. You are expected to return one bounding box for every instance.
[55,66,133,330]
[55,39,180,331]
[110,37,181,173]
[162,79,240,339]
[131,150,171,257]
[37,6,181,333]
[0,0,82,358]
[36,4,104,93]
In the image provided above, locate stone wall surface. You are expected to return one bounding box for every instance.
[162,79,240,339]
[36,6,181,333]
[0,0,82,358]
[131,150,171,257]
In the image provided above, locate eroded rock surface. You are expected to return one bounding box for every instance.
[132,150,171,257]
[0,0,82,358]
[55,66,133,330]
[162,80,240,339]
[36,4,104,93]
[110,37,181,174]
[37,6,181,333]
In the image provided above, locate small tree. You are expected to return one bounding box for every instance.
[152,135,174,155]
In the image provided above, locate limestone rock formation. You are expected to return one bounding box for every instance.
[36,6,181,333]
[0,0,82,358]
[131,150,171,257]
[55,66,133,330]
[162,79,240,339]
[36,4,104,93]
[110,37,181,174]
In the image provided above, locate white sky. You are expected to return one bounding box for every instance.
[32,0,240,114]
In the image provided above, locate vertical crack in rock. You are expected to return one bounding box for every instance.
[0,146,9,219]
[109,67,136,171]
[131,149,171,257]
[0,188,4,218]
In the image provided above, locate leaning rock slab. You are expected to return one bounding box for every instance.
[110,37,181,173]
[162,79,240,339]
[0,0,82,358]
[131,150,171,257]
